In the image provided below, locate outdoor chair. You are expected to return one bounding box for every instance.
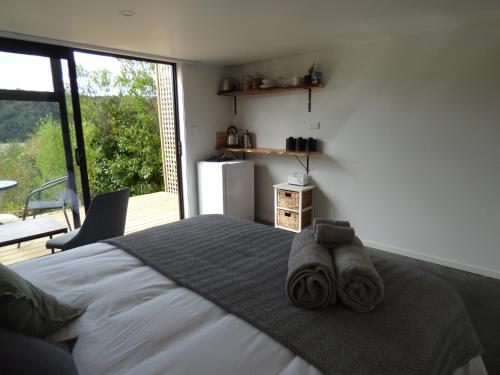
[23,176,72,229]
[46,188,130,252]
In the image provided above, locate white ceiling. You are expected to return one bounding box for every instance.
[1,0,499,66]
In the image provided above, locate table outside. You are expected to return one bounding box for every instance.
[0,217,68,252]
[0,180,19,224]
[0,180,17,191]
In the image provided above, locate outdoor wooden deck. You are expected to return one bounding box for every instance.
[0,192,180,265]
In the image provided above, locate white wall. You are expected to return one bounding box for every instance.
[228,22,500,278]
[178,63,232,217]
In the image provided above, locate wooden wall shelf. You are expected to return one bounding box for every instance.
[217,147,320,174]
[218,147,319,157]
[217,84,322,97]
[217,84,322,113]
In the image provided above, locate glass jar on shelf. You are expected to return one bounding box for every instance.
[243,74,252,91]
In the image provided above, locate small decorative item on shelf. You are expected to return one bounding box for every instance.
[304,63,322,86]
[306,137,317,152]
[278,76,289,88]
[304,65,313,85]
[242,75,252,91]
[252,73,264,89]
[219,78,240,92]
[312,64,322,85]
[286,137,296,151]
[295,137,306,151]
[260,78,277,89]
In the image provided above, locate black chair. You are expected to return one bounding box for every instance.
[23,176,72,229]
[46,188,130,252]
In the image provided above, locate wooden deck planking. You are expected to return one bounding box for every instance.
[0,192,180,265]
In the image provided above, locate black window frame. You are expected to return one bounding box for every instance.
[0,37,184,223]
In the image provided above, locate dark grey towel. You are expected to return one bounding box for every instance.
[105,215,482,375]
[286,230,336,309]
[312,218,351,232]
[334,239,385,312]
[314,223,355,247]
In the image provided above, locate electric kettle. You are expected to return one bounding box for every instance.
[241,130,252,148]
[226,126,239,146]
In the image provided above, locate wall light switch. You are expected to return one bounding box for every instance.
[309,121,320,130]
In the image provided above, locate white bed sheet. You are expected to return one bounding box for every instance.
[11,243,487,375]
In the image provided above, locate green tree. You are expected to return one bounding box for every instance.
[0,58,162,214]
[78,59,163,196]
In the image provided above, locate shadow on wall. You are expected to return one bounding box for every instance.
[310,152,342,220]
[252,148,349,222]
[254,163,273,219]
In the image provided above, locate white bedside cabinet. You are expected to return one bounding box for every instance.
[273,183,315,233]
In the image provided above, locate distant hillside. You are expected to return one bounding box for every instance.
[0,100,59,142]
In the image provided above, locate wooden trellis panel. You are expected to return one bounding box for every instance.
[156,64,178,195]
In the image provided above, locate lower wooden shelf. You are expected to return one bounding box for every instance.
[217,147,320,158]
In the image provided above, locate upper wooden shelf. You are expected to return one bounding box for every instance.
[217,84,322,97]
[217,147,320,157]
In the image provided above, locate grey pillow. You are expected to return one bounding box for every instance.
[0,263,85,337]
[0,328,79,375]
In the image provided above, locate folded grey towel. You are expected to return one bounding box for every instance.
[314,223,355,248]
[286,230,336,309]
[312,218,351,233]
[334,238,384,312]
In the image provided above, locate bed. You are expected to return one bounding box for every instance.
[10,215,487,375]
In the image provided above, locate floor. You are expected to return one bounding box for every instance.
[0,191,180,266]
[368,247,500,375]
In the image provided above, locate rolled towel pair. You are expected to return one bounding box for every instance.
[313,218,355,248]
[286,230,336,309]
[313,218,384,312]
[333,236,384,312]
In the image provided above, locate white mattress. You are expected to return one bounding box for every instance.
[11,242,487,375]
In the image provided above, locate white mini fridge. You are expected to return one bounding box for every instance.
[197,160,254,221]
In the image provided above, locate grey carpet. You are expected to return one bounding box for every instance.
[367,248,500,375]
[106,215,482,375]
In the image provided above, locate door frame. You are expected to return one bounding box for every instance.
[0,37,85,227]
[0,36,185,220]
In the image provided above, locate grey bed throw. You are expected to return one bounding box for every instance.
[105,215,482,375]
[286,230,336,309]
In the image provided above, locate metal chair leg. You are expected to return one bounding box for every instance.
[49,235,54,254]
[63,206,72,231]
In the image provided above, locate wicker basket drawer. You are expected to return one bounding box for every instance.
[277,189,312,210]
[277,209,312,232]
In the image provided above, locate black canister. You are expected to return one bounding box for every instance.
[306,137,317,151]
[286,137,296,151]
[295,137,306,151]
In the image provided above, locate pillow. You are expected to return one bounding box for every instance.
[0,328,79,375]
[0,263,85,337]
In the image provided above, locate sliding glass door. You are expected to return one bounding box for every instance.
[0,46,86,230]
[0,37,183,265]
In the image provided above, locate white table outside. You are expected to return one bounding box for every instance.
[0,180,17,191]
[0,180,19,224]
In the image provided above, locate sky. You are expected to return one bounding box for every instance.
[0,51,121,92]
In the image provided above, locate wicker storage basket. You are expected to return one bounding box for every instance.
[277,189,312,210]
[277,209,311,231]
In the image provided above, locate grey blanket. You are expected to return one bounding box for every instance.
[105,215,482,375]
[334,239,384,312]
[286,230,336,309]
